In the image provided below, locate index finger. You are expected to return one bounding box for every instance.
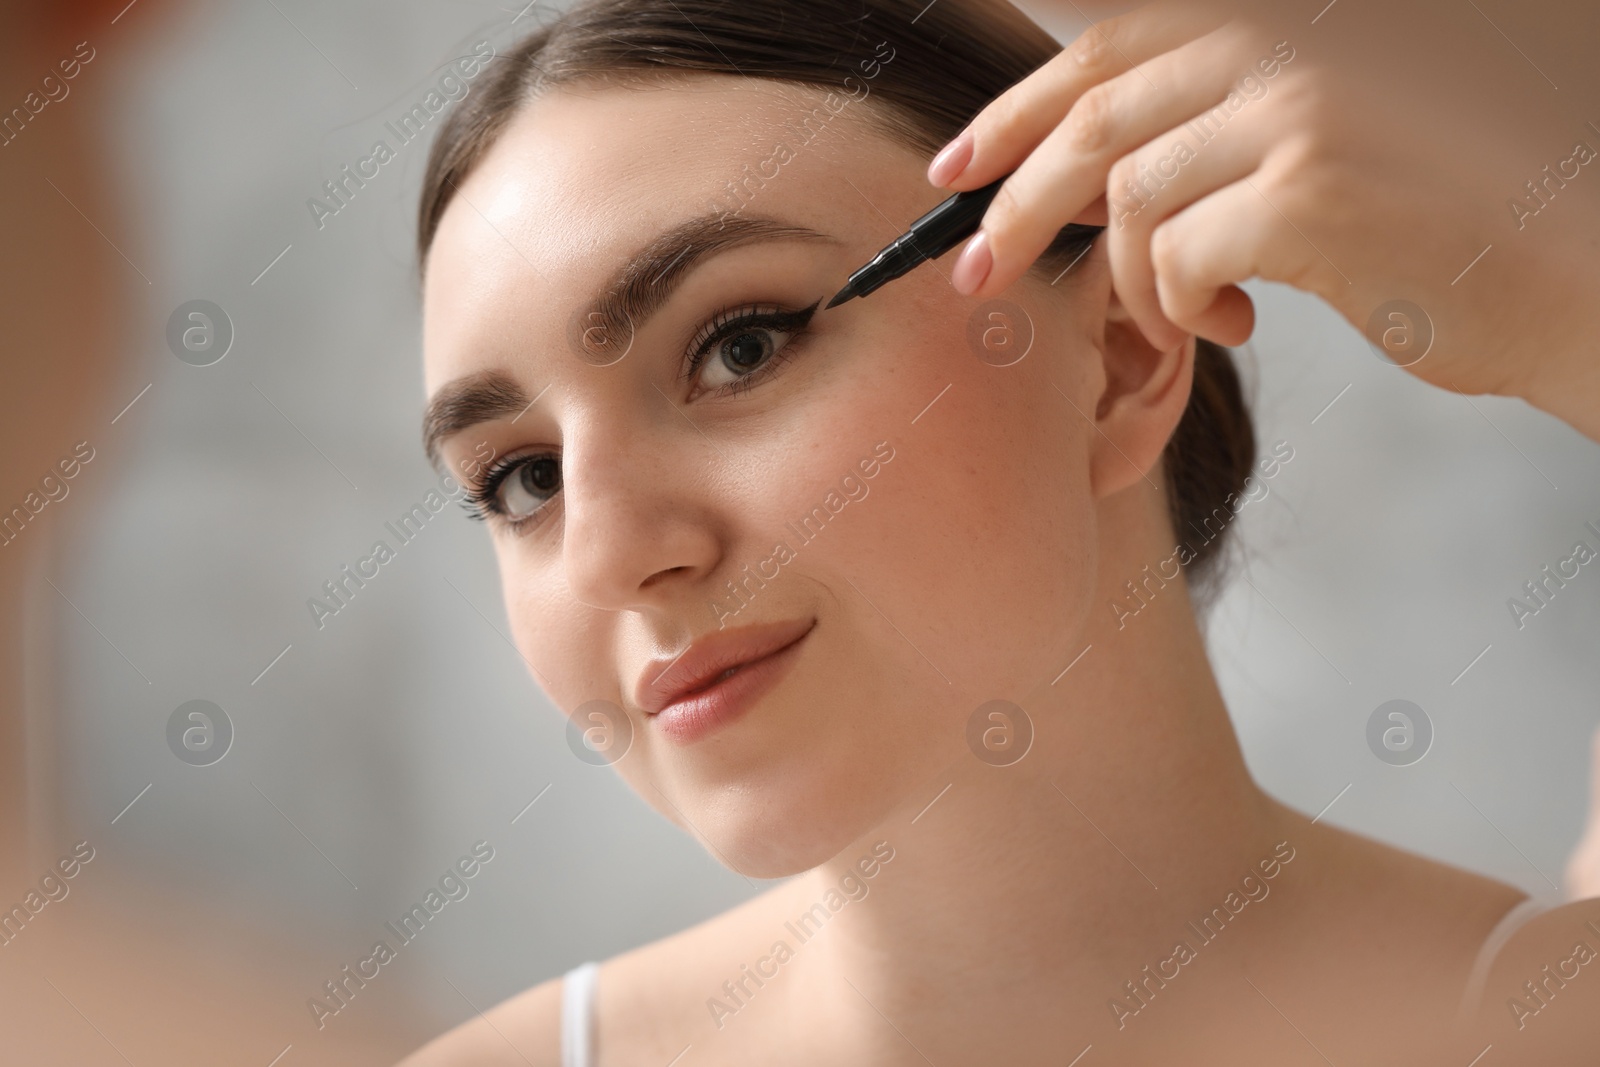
[930,1,1228,192]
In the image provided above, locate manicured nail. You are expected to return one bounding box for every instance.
[951,230,993,295]
[927,131,974,187]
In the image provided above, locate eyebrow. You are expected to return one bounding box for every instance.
[422,212,840,470]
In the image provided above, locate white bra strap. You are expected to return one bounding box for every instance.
[1457,896,1549,1022]
[561,961,601,1067]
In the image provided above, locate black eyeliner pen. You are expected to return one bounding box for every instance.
[825,174,1101,309]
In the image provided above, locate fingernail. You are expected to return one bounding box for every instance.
[951,230,993,295]
[927,131,974,187]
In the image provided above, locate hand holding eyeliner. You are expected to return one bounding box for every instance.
[825,174,1101,309]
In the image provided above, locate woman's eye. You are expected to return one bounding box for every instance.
[494,455,561,521]
[685,301,820,397]
[696,325,798,392]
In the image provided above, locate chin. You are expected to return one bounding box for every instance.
[681,756,913,879]
[633,670,963,878]
[720,837,829,881]
[717,828,859,881]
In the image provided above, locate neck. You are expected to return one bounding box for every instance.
[792,539,1292,1052]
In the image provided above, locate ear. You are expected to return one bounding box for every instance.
[1088,277,1194,501]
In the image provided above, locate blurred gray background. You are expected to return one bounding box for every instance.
[37,0,1600,1059]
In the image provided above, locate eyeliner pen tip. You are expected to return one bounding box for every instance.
[824,289,852,310]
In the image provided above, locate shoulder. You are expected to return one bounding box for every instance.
[595,877,809,1062]
[392,972,563,1067]
[1237,807,1550,1054]
[392,877,807,1067]
[1260,803,1531,996]
[1469,895,1600,1060]
[1276,805,1529,943]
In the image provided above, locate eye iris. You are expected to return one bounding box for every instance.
[499,456,560,519]
[724,331,768,371]
[524,457,559,493]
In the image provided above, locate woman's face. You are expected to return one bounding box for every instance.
[422,78,1108,877]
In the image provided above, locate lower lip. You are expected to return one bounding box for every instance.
[651,628,811,745]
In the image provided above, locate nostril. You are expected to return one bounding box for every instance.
[641,565,691,589]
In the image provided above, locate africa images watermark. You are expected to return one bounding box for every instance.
[1108,839,1298,1030]
[1506,119,1599,230]
[1111,439,1295,628]
[1506,517,1600,630]
[1505,916,1600,1030]
[563,36,897,368]
[1,40,96,149]
[702,38,897,228]
[709,439,897,629]
[306,442,496,631]
[0,840,96,949]
[1110,40,1297,229]
[0,440,96,550]
[307,839,496,1030]
[306,41,497,231]
[705,840,896,1029]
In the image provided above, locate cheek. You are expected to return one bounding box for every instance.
[793,299,1101,701]
[501,552,690,817]
[497,543,605,712]
[679,300,1102,871]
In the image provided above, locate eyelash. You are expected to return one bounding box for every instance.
[681,300,820,400]
[461,451,554,531]
[461,300,821,532]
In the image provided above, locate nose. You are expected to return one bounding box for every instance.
[559,414,723,614]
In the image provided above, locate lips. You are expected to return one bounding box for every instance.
[636,617,816,718]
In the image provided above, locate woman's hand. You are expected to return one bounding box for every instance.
[933,0,1600,442]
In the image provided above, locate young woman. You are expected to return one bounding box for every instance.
[400,1,1600,1063]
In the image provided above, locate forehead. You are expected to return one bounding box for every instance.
[420,77,925,391]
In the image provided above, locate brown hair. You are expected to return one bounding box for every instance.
[418,0,1255,605]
